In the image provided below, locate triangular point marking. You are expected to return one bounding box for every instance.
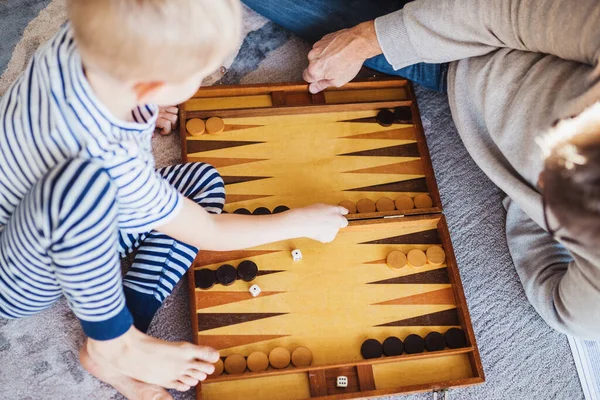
[195,291,285,310]
[197,334,289,351]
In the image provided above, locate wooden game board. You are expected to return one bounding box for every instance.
[180,80,441,219]
[179,79,484,399]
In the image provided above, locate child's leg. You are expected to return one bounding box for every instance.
[0,159,132,340]
[0,159,219,394]
[121,162,225,332]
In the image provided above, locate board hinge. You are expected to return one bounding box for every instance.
[383,214,406,219]
[354,209,445,222]
[432,389,450,400]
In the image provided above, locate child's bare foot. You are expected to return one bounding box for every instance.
[86,326,217,391]
[80,343,173,400]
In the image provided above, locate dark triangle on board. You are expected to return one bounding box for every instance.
[348,178,428,193]
[339,116,379,124]
[340,143,420,158]
[376,308,460,327]
[257,270,285,277]
[197,313,286,332]
[187,140,263,154]
[368,268,450,285]
[222,176,271,185]
[360,229,440,245]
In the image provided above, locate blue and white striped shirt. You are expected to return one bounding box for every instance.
[0,24,182,338]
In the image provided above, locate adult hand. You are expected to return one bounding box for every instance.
[303,21,383,94]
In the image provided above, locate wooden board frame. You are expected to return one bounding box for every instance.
[179,79,443,220]
[188,215,484,399]
[179,79,484,399]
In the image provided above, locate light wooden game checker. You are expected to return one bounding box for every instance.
[179,79,484,400]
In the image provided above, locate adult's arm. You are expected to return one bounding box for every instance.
[304,0,600,93]
[504,198,600,340]
[375,0,600,70]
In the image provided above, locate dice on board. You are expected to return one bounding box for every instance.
[336,376,348,388]
[291,249,303,262]
[249,284,262,297]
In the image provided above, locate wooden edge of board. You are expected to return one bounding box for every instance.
[183,100,412,119]
[188,254,200,347]
[190,78,410,99]
[308,376,486,400]
[346,206,442,221]
[179,107,188,163]
[437,215,485,381]
[407,83,443,211]
[202,347,475,384]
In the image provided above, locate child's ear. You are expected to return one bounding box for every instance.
[132,81,165,103]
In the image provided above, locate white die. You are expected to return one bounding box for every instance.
[291,249,302,262]
[336,376,348,388]
[249,284,261,297]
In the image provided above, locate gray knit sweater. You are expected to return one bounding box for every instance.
[374,0,600,339]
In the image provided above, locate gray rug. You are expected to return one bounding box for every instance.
[0,2,583,400]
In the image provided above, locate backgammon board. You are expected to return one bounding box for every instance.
[179,79,484,400]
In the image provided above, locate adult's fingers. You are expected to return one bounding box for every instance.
[302,63,325,83]
[307,47,321,61]
[309,80,335,94]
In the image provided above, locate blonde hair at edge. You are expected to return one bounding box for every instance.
[67,0,242,83]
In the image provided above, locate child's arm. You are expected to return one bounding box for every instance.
[156,197,349,250]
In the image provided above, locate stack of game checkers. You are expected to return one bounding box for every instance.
[360,328,467,359]
[209,346,313,377]
[338,194,433,215]
[186,116,226,136]
[375,107,413,127]
[195,260,259,290]
[386,245,446,271]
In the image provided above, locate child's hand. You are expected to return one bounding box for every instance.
[155,106,178,136]
[291,204,349,243]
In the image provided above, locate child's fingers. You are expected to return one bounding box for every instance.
[339,215,349,228]
[159,111,178,124]
[156,118,172,135]
[338,206,349,215]
[162,106,179,114]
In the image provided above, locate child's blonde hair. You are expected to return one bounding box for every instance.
[67,0,242,82]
